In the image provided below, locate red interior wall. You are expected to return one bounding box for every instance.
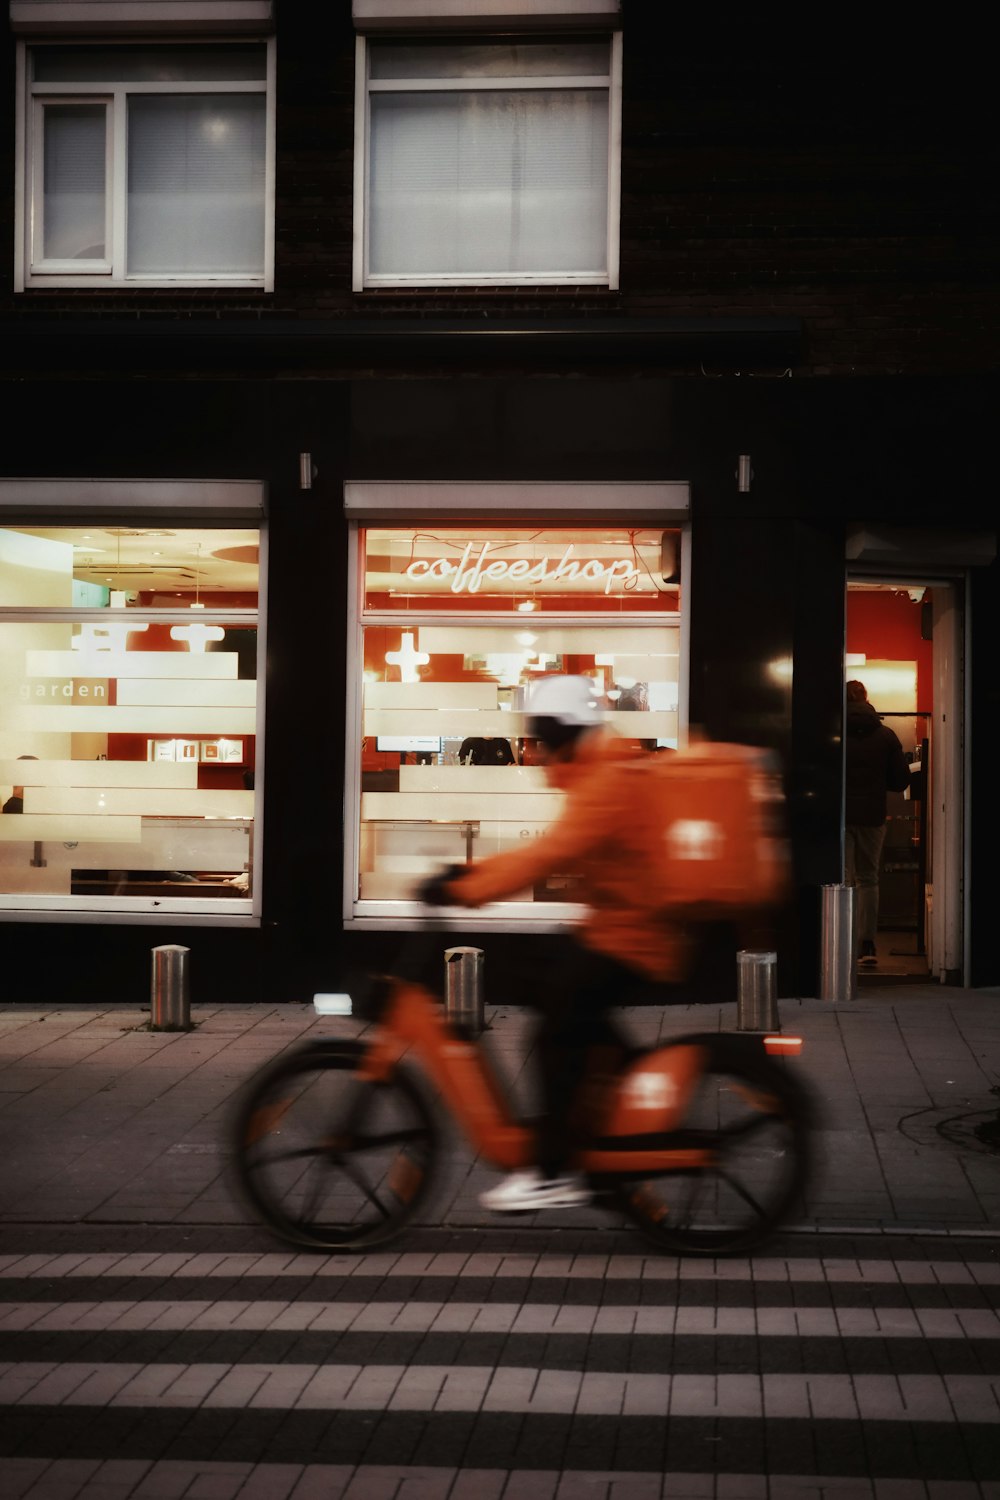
[846,590,933,712]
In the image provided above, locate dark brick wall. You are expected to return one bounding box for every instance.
[2,10,996,376]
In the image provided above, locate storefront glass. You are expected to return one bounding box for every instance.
[351,524,685,915]
[0,524,259,913]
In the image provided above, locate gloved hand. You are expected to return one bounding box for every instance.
[417,864,465,907]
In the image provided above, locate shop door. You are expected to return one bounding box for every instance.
[844,578,964,984]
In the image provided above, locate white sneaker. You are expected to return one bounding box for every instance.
[479,1168,590,1212]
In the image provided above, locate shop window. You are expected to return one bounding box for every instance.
[354,33,622,288]
[0,522,260,916]
[347,523,685,924]
[15,41,275,290]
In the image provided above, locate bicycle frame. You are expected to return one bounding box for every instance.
[355,976,717,1177]
[237,947,811,1256]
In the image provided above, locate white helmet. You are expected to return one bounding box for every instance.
[526,674,603,727]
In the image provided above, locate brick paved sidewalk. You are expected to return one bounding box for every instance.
[1,987,998,1235]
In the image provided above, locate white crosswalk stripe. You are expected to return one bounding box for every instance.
[2,1241,999,1495]
[0,1360,998,1421]
[1,1297,998,1339]
[4,1458,977,1500]
[1,1250,998,1283]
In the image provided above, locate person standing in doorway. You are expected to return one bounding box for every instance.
[845,680,912,968]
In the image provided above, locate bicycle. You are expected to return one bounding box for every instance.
[232,930,816,1258]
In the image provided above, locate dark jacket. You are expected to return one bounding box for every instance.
[845,700,911,826]
[458,736,515,766]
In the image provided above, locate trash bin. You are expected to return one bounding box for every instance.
[150,944,191,1031]
[819,883,857,1002]
[736,950,779,1031]
[444,946,485,1036]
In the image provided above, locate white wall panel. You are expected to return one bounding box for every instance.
[362,791,563,820]
[366,681,498,709]
[116,679,256,707]
[418,626,678,654]
[398,765,547,791]
[25,788,253,817]
[605,711,677,735]
[365,709,523,736]
[365,708,675,737]
[0,814,141,842]
[16,706,256,733]
[26,651,239,679]
[0,759,198,788]
[601,654,679,678]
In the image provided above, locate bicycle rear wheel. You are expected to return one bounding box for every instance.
[612,1035,813,1256]
[233,1040,437,1251]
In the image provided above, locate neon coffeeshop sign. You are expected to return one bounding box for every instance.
[403,542,644,596]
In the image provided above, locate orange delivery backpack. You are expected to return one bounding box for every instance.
[618,741,791,915]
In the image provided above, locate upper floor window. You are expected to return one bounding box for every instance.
[353,33,622,290]
[16,40,275,290]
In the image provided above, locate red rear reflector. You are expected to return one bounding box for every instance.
[764,1035,802,1054]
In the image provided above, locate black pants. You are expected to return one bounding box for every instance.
[532,940,648,1179]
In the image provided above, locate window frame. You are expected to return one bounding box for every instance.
[0,481,267,927]
[343,506,691,932]
[15,36,277,292]
[352,30,622,291]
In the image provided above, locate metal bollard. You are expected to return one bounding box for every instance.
[819,883,857,1002]
[444,946,485,1036]
[736,950,779,1031]
[150,944,192,1031]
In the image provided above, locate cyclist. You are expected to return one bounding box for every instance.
[419,674,698,1213]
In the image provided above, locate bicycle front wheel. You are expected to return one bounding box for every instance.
[612,1035,813,1256]
[233,1040,437,1251]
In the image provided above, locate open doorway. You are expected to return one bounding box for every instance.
[844,577,965,985]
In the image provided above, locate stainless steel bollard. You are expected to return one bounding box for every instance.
[444,946,485,1036]
[819,883,857,1002]
[150,944,192,1031]
[736,950,779,1031]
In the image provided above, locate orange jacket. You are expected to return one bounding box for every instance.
[444,728,694,983]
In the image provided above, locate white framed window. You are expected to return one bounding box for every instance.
[15,38,276,290]
[344,488,690,931]
[0,484,265,924]
[353,31,622,289]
